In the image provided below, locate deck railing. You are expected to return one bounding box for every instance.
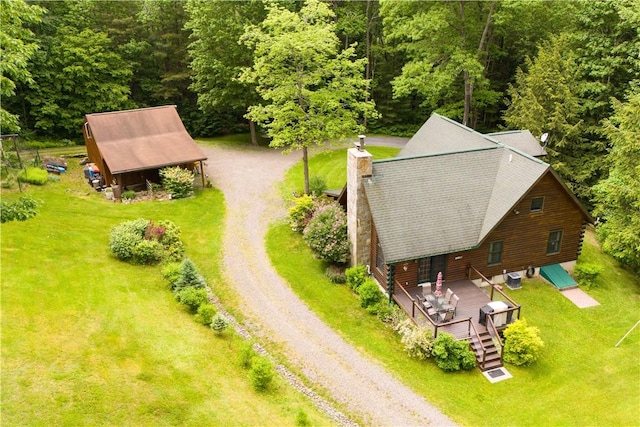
[468,321,488,368]
[485,314,504,364]
[468,265,521,324]
[394,281,472,338]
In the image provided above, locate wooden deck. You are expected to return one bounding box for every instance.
[392,279,519,339]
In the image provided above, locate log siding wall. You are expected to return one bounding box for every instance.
[371,171,589,290]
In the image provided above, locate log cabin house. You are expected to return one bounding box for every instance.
[346,115,591,362]
[82,106,207,190]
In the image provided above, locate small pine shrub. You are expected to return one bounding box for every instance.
[303,201,349,264]
[132,239,164,265]
[431,333,476,372]
[503,319,544,367]
[358,278,384,308]
[250,356,274,392]
[194,303,217,325]
[160,166,194,199]
[574,263,603,289]
[174,258,206,292]
[211,312,230,334]
[288,194,315,233]
[308,175,327,197]
[17,167,48,185]
[175,286,209,312]
[345,265,368,292]
[0,195,41,223]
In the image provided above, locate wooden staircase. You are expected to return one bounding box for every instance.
[470,331,503,371]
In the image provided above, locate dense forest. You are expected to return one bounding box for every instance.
[2,0,639,272]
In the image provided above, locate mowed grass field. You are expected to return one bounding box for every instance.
[1,151,330,426]
[268,146,640,426]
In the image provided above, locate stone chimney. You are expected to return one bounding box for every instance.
[347,136,372,268]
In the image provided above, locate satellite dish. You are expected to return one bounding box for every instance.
[540,132,549,144]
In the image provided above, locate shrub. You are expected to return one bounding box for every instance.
[157,220,184,262]
[160,166,194,199]
[0,195,41,223]
[308,175,327,197]
[288,194,315,233]
[132,239,164,265]
[396,319,434,360]
[372,300,402,324]
[17,167,48,185]
[303,202,349,264]
[345,265,368,292]
[250,356,274,392]
[121,190,136,200]
[109,225,144,261]
[194,303,217,325]
[296,411,310,427]
[161,262,182,288]
[431,333,476,372]
[574,263,603,289]
[175,286,209,312]
[358,278,384,308]
[503,319,544,367]
[239,341,257,369]
[324,265,346,283]
[174,258,206,292]
[211,312,230,334]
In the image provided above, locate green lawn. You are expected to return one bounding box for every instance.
[267,148,640,426]
[1,154,330,425]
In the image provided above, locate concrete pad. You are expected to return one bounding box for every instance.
[561,288,600,308]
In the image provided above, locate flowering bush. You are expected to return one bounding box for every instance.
[159,166,194,199]
[303,201,349,264]
[109,218,183,264]
[395,319,434,360]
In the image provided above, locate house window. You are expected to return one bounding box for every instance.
[417,258,430,283]
[375,239,385,271]
[488,241,503,265]
[531,196,544,212]
[547,230,563,254]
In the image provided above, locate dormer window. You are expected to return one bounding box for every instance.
[531,196,544,212]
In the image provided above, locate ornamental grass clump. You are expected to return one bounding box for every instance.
[302,201,349,264]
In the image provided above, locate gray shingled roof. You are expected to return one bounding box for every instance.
[488,130,547,157]
[86,105,207,174]
[365,132,549,264]
[398,113,497,158]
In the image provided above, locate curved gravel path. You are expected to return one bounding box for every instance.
[202,139,455,427]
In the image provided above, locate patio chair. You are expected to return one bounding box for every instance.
[444,288,454,302]
[439,310,454,323]
[440,294,459,315]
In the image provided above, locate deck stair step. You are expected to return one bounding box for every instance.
[470,331,503,371]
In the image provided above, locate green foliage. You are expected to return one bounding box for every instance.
[574,263,603,289]
[345,265,368,293]
[109,218,183,265]
[395,319,434,361]
[160,166,194,199]
[324,265,346,284]
[239,0,378,194]
[194,303,217,326]
[249,355,274,392]
[132,239,164,265]
[17,167,48,185]
[239,341,257,369]
[594,89,640,274]
[358,278,384,309]
[0,195,41,223]
[121,190,136,200]
[431,333,476,372]
[503,319,544,367]
[161,262,182,288]
[288,194,315,233]
[295,410,310,427]
[308,176,327,197]
[302,201,349,264]
[174,258,207,292]
[210,312,230,334]
[175,286,209,313]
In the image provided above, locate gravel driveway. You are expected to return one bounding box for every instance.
[201,138,455,427]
